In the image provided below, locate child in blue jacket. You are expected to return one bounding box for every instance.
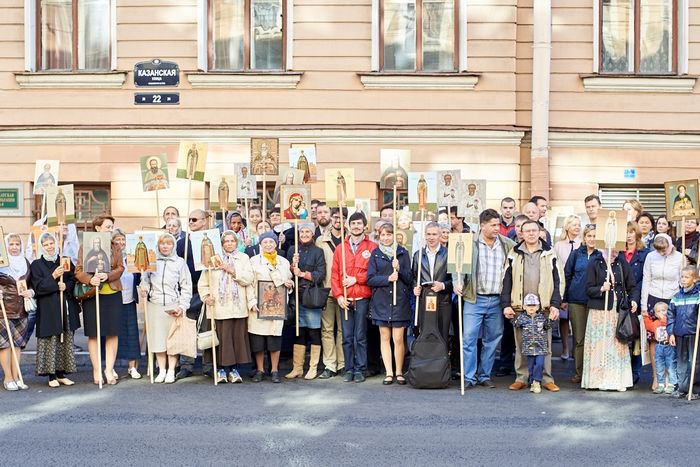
[667,267,700,399]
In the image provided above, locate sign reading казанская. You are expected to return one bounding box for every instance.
[134,59,179,87]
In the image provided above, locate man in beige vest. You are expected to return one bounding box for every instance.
[501,220,563,391]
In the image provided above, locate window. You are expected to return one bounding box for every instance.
[32,183,110,231]
[208,0,286,71]
[599,185,666,218]
[600,0,677,74]
[380,0,458,72]
[36,0,111,71]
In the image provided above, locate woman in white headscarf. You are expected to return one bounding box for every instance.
[0,233,33,391]
[30,232,80,388]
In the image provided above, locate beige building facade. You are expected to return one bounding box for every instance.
[0,0,698,233]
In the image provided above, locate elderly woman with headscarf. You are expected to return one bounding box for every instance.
[0,233,33,390]
[139,233,192,384]
[641,233,683,391]
[111,229,142,379]
[30,232,80,388]
[165,217,183,242]
[198,230,255,384]
[284,222,326,380]
[249,231,293,383]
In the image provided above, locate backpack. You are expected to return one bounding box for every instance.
[408,290,450,389]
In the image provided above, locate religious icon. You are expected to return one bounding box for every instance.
[353,198,371,217]
[595,209,628,251]
[273,168,304,205]
[324,168,356,208]
[29,225,60,259]
[61,256,71,270]
[235,163,257,199]
[210,254,223,269]
[280,185,311,220]
[665,179,699,221]
[447,233,474,274]
[250,138,279,176]
[82,232,112,274]
[437,170,461,208]
[379,149,411,190]
[209,175,236,211]
[46,184,75,227]
[289,144,318,182]
[257,281,287,320]
[176,141,208,181]
[458,179,487,222]
[408,172,437,213]
[33,160,60,195]
[395,229,413,257]
[140,154,170,192]
[190,228,224,271]
[16,279,27,295]
[125,231,158,273]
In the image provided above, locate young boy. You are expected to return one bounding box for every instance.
[668,267,700,399]
[513,294,554,394]
[644,302,677,394]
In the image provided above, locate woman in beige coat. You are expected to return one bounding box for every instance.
[199,230,256,384]
[249,231,293,383]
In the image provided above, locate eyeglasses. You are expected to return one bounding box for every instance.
[189,217,203,223]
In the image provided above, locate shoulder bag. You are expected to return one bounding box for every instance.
[196,304,219,351]
[166,315,197,358]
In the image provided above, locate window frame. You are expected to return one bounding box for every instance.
[378,0,460,72]
[207,0,288,72]
[598,0,678,75]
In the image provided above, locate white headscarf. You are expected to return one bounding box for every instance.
[0,233,28,280]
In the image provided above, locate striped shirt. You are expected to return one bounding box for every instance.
[476,236,506,295]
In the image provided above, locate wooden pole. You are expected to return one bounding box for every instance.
[339,204,348,321]
[208,268,218,386]
[0,291,24,386]
[184,176,193,264]
[294,219,300,336]
[414,209,426,327]
[262,172,266,226]
[682,216,687,269]
[392,183,397,306]
[457,275,464,396]
[41,192,46,220]
[155,189,161,228]
[245,197,250,236]
[95,276,103,390]
[687,314,700,401]
[604,247,612,312]
[58,228,64,343]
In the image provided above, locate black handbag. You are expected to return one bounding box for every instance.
[615,263,639,342]
[301,283,330,309]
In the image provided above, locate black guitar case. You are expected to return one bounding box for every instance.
[407,291,450,389]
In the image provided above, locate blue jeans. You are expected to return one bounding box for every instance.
[527,355,545,383]
[341,299,368,374]
[462,295,504,384]
[654,342,678,388]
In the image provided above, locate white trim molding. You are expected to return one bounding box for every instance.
[286,0,294,70]
[186,72,303,89]
[580,75,697,93]
[24,0,36,71]
[358,73,479,90]
[0,128,525,146]
[549,131,700,149]
[14,72,127,89]
[198,0,208,71]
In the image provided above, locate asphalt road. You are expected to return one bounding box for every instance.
[2,352,699,467]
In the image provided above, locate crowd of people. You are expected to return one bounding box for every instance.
[1,193,698,399]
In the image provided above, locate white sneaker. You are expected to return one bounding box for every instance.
[128,367,142,379]
[154,370,167,383]
[228,369,243,383]
[531,381,541,394]
[164,370,175,384]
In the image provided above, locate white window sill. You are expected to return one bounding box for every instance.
[580,74,697,93]
[358,72,480,90]
[14,71,126,89]
[186,72,303,89]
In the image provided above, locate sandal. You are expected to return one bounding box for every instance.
[104,371,118,386]
[396,375,407,385]
[383,376,394,385]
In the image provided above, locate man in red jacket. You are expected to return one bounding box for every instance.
[331,212,377,383]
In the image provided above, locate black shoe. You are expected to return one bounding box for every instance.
[318,369,336,379]
[252,371,264,383]
[203,369,214,378]
[354,372,366,383]
[343,372,354,382]
[176,368,193,380]
[478,379,496,389]
[495,367,512,377]
[271,371,281,383]
[464,382,476,390]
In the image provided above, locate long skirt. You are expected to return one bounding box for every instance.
[146,302,176,353]
[216,318,251,367]
[36,332,76,376]
[0,316,29,349]
[83,292,122,338]
[117,301,141,361]
[582,308,633,390]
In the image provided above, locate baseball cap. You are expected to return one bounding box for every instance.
[523,293,540,306]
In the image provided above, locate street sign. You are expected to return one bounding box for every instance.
[624,168,636,179]
[134,93,180,105]
[134,59,179,87]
